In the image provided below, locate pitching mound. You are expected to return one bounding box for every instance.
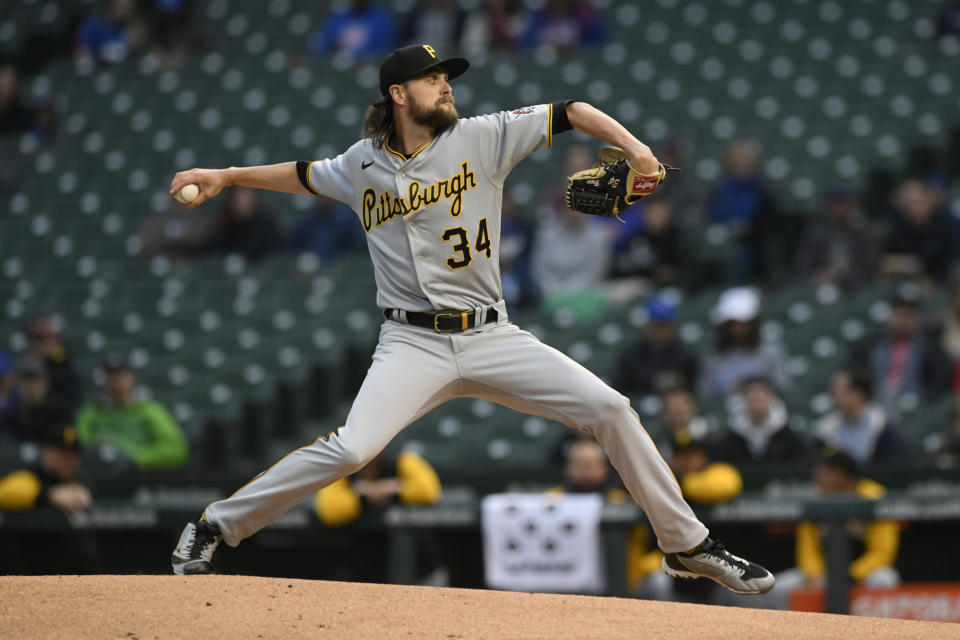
[1,575,957,639]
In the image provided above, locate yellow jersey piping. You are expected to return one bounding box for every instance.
[547,103,553,148]
[223,427,344,499]
[386,135,436,162]
[305,160,319,194]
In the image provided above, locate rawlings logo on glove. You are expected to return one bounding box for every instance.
[632,175,659,193]
[565,147,679,219]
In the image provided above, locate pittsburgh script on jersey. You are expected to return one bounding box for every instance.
[361,161,477,232]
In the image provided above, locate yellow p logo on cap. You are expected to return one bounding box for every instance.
[422,44,436,58]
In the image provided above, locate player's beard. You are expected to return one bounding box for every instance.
[409,94,458,133]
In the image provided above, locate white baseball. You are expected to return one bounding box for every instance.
[174,183,200,204]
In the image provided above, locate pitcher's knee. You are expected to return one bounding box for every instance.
[316,432,377,472]
[585,391,633,426]
[338,445,378,472]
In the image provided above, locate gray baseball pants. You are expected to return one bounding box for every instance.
[205,318,709,553]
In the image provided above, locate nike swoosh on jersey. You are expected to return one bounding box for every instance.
[362,160,374,170]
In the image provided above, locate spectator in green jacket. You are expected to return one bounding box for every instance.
[76,353,188,469]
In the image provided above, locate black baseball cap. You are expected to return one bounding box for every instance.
[102,351,131,373]
[820,447,860,478]
[670,428,710,454]
[379,44,469,97]
[40,423,81,452]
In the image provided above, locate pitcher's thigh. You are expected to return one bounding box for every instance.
[463,325,631,430]
[338,323,461,465]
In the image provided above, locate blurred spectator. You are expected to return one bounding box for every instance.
[0,419,101,573]
[0,64,34,133]
[667,431,743,504]
[544,144,593,211]
[0,64,57,145]
[936,0,960,37]
[699,288,791,397]
[614,296,699,395]
[813,367,906,465]
[288,195,365,260]
[657,386,713,457]
[649,138,705,228]
[146,0,198,67]
[926,172,960,267]
[315,451,440,525]
[930,276,960,393]
[0,350,14,415]
[139,196,219,258]
[314,451,444,584]
[76,353,188,470]
[714,376,809,468]
[0,423,90,514]
[707,141,779,282]
[609,198,683,286]
[28,99,57,146]
[932,398,960,468]
[760,449,899,609]
[0,144,21,192]
[531,210,610,297]
[851,294,952,418]
[74,0,146,65]
[532,145,611,297]
[549,427,595,468]
[460,0,524,55]
[499,194,537,310]
[27,319,82,410]
[311,0,397,58]
[550,439,627,499]
[549,440,660,595]
[0,355,74,443]
[636,430,742,601]
[521,0,609,51]
[213,187,281,263]
[880,178,955,284]
[401,0,466,54]
[793,186,879,289]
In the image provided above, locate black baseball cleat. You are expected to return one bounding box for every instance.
[662,537,775,595]
[172,518,222,575]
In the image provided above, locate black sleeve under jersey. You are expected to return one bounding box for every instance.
[551,100,577,136]
[296,160,317,194]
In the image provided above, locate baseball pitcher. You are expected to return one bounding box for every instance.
[170,44,774,596]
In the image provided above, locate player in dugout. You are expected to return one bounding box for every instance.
[635,429,743,602]
[314,450,445,584]
[756,448,900,610]
[0,418,101,573]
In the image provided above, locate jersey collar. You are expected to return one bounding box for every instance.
[385,134,436,162]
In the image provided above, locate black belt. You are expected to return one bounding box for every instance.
[383,307,499,332]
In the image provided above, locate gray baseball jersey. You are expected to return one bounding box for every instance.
[304,103,555,311]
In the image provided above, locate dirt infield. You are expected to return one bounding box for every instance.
[1,575,958,639]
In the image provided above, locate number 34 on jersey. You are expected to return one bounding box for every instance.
[441,218,491,270]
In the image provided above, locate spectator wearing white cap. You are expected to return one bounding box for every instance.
[699,287,791,397]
